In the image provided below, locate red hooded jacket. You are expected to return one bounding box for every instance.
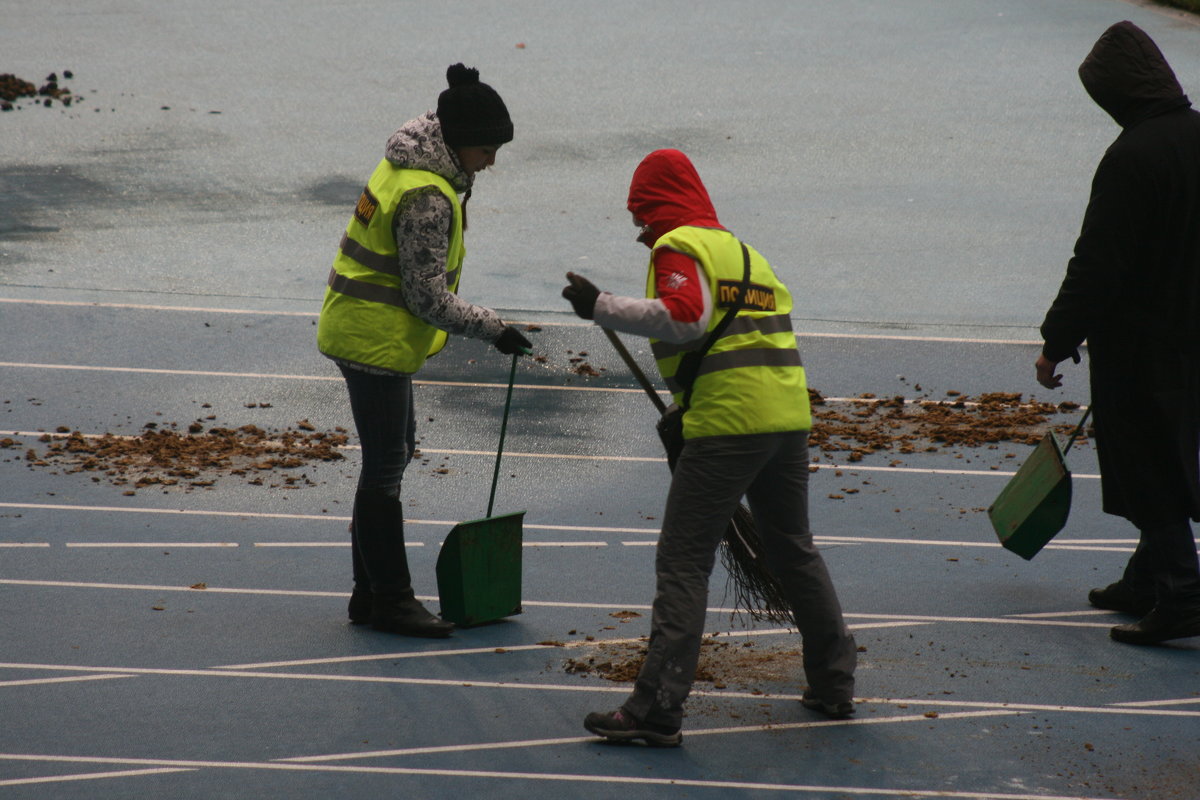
[625,150,725,326]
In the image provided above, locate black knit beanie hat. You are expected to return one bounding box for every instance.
[437,63,513,147]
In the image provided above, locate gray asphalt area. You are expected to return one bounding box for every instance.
[3,1,1200,798]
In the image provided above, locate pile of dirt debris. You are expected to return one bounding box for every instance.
[563,634,801,690]
[1,387,1085,494]
[807,390,1081,462]
[1,71,79,111]
[7,420,347,494]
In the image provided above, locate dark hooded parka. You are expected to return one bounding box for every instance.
[1041,21,1200,527]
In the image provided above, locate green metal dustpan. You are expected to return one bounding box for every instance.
[436,351,525,626]
[988,407,1091,560]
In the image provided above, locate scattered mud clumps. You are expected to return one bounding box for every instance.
[18,420,348,493]
[572,362,601,377]
[526,349,605,378]
[564,636,800,689]
[1,71,79,111]
[807,389,1082,462]
[565,642,647,682]
[567,350,602,377]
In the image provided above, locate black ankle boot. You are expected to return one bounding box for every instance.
[1110,604,1200,645]
[1088,580,1155,616]
[348,587,373,624]
[372,593,455,638]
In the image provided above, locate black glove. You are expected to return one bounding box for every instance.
[562,272,600,320]
[494,325,532,355]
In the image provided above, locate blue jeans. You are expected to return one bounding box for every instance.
[339,365,418,593]
[338,365,417,493]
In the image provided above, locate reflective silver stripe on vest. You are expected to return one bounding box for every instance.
[663,347,803,394]
[339,233,460,290]
[339,233,399,276]
[650,314,795,360]
[327,267,410,310]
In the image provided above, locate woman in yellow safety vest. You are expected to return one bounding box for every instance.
[318,64,531,638]
[562,149,857,746]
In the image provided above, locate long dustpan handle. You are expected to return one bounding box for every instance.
[1062,406,1092,454]
[487,351,520,517]
[602,327,668,414]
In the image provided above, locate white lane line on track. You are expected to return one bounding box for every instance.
[0,578,902,630]
[1005,610,1113,619]
[0,663,634,693]
[807,462,1097,479]
[0,360,343,382]
[854,697,1200,719]
[64,542,238,548]
[219,633,782,671]
[0,768,194,788]
[1110,697,1200,708]
[252,542,421,548]
[846,612,1112,630]
[4,501,1142,554]
[252,542,603,547]
[224,644,595,669]
[0,297,323,316]
[3,745,1135,800]
[0,501,342,522]
[0,361,647,395]
[249,542,608,548]
[815,535,1130,553]
[4,426,1096,476]
[0,361,1083,425]
[4,660,1198,724]
[0,298,1045,344]
[1,536,1141,554]
[420,447,667,463]
[278,710,1025,764]
[0,502,662,532]
[0,579,348,598]
[0,578,1130,629]
[218,622,927,671]
[0,674,134,688]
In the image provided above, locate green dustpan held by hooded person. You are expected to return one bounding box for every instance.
[988,408,1091,559]
[1033,21,1200,646]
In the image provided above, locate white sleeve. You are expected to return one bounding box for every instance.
[592,277,712,344]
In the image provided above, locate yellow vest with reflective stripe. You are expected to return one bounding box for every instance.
[647,227,810,438]
[317,160,465,374]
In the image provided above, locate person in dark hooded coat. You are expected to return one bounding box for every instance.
[1037,21,1200,645]
[562,149,857,745]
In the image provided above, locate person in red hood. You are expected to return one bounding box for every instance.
[1037,21,1200,645]
[563,149,857,746]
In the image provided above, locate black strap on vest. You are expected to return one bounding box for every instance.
[675,241,752,410]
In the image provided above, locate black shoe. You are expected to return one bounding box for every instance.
[801,691,856,720]
[1088,581,1155,616]
[371,594,454,638]
[584,709,682,747]
[1110,605,1200,645]
[348,588,373,625]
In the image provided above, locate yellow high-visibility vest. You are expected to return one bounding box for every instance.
[647,226,810,438]
[317,160,464,373]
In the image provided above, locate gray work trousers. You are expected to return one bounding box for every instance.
[622,431,857,730]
